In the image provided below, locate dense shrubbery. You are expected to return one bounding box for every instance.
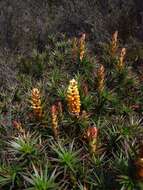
[0,31,143,189]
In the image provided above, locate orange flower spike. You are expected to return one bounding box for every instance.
[117,48,126,71]
[135,145,143,180]
[111,30,118,56]
[79,33,86,61]
[31,88,43,119]
[13,120,24,133]
[97,64,105,93]
[67,79,81,117]
[51,105,58,138]
[135,158,143,180]
[87,126,98,154]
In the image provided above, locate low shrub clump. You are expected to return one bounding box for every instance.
[0,31,143,190]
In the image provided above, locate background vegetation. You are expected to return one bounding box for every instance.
[0,0,143,189]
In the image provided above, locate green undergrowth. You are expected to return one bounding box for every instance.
[0,34,143,190]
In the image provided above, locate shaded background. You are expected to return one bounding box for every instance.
[0,0,143,53]
[0,0,143,94]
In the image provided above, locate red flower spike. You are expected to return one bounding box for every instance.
[87,126,98,140]
[51,105,57,115]
[51,104,59,138]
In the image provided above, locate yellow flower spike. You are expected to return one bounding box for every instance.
[31,88,43,119]
[111,30,118,56]
[117,47,126,71]
[79,33,86,61]
[51,105,59,138]
[67,79,81,117]
[97,64,105,93]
